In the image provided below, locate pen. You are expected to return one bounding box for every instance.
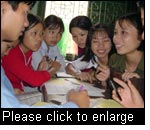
[54,56,57,61]
[45,55,49,62]
[109,79,122,101]
[96,70,101,74]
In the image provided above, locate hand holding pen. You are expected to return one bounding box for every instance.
[68,87,90,108]
[79,85,85,91]
[108,79,122,101]
[95,64,110,83]
[54,56,57,61]
[112,78,144,108]
[47,56,61,76]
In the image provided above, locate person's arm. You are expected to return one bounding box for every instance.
[1,66,89,108]
[1,81,79,108]
[65,63,91,82]
[2,51,50,87]
[47,61,61,76]
[65,56,88,76]
[66,58,96,82]
[32,50,43,70]
[112,77,144,108]
[67,89,90,108]
[53,46,66,72]
[122,71,140,82]
[65,63,81,76]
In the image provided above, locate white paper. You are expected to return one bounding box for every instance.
[56,72,75,78]
[44,78,105,97]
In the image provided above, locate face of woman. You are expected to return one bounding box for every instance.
[43,27,63,47]
[113,21,141,55]
[71,27,88,48]
[91,31,112,59]
[22,23,44,53]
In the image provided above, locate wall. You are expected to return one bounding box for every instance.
[30,1,46,19]
[30,1,139,56]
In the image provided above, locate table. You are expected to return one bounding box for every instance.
[40,75,116,107]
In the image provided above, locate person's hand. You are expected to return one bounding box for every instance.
[122,70,140,82]
[95,64,110,82]
[67,89,90,108]
[112,78,144,108]
[50,61,61,71]
[74,72,94,83]
[14,88,24,95]
[37,57,48,70]
[48,61,61,76]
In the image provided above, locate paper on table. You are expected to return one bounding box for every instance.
[90,98,124,108]
[44,78,105,97]
[47,94,67,104]
[56,72,75,78]
[32,101,51,106]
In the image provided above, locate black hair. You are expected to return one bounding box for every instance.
[82,23,112,62]
[44,15,64,33]
[69,15,92,33]
[19,13,44,43]
[115,12,143,50]
[7,1,36,10]
[137,1,145,10]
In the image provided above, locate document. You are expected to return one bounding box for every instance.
[32,101,51,106]
[56,72,75,78]
[44,78,105,97]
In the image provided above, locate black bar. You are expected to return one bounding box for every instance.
[0,108,145,125]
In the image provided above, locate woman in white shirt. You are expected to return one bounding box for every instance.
[66,23,112,85]
[32,15,66,72]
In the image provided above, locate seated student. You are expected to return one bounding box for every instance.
[66,23,112,85]
[111,1,145,108]
[69,15,92,58]
[2,13,61,94]
[96,12,144,100]
[32,15,66,72]
[111,12,144,80]
[1,1,89,108]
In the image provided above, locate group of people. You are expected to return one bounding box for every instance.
[1,1,144,108]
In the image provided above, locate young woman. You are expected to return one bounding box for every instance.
[96,12,143,81]
[112,13,144,80]
[111,2,145,108]
[69,15,92,58]
[2,13,61,94]
[66,23,112,85]
[32,15,66,72]
[1,1,90,108]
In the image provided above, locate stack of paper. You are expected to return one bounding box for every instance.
[44,78,105,97]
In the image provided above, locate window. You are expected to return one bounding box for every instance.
[45,1,88,57]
